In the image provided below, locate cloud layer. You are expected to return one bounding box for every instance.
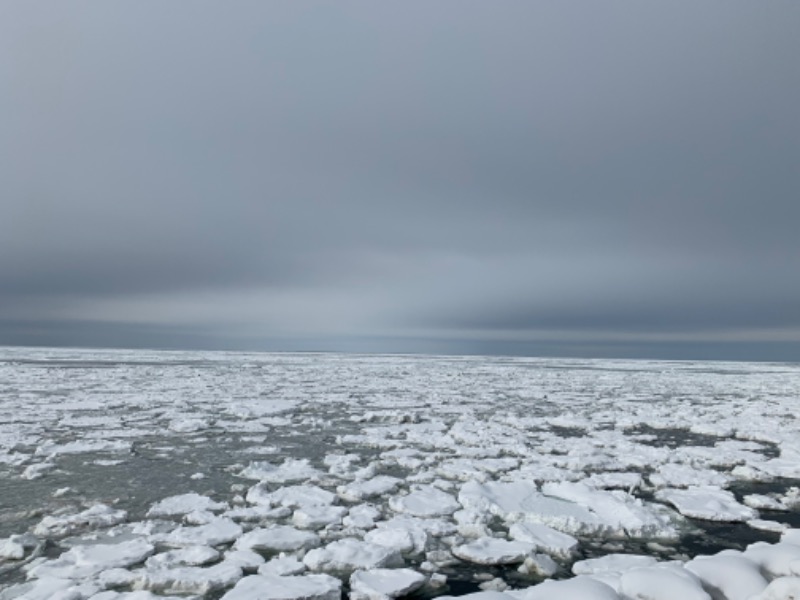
[2,2,799,359]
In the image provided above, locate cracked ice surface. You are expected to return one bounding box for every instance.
[1,348,800,599]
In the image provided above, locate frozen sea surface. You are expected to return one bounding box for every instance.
[1,347,799,599]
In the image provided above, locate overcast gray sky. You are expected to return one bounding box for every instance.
[2,2,799,360]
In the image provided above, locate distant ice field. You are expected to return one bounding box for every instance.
[1,347,799,599]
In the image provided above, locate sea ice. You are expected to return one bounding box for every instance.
[144,545,220,569]
[292,505,348,530]
[146,493,228,518]
[648,463,730,489]
[337,476,402,502]
[88,592,189,600]
[343,504,382,529]
[303,538,403,572]
[224,549,266,570]
[21,462,55,480]
[572,553,658,575]
[239,459,322,483]
[686,552,768,600]
[134,562,243,595]
[744,494,788,511]
[224,505,292,522]
[0,576,101,600]
[259,555,307,576]
[35,439,131,456]
[748,519,789,533]
[749,577,800,600]
[584,472,642,491]
[388,486,461,517]
[452,538,535,565]
[512,575,621,599]
[743,541,800,578]
[34,504,128,537]
[155,518,242,547]
[508,522,579,557]
[618,564,710,600]
[783,529,800,545]
[220,573,341,600]
[349,568,427,600]
[247,485,335,509]
[365,527,425,556]
[26,538,154,579]
[234,526,321,553]
[541,481,677,538]
[0,536,26,560]
[655,487,757,522]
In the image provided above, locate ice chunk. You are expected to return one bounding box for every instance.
[748,519,789,533]
[337,476,402,502]
[388,486,460,517]
[259,555,307,576]
[224,549,266,570]
[0,535,26,560]
[27,538,154,579]
[686,553,767,600]
[21,461,55,480]
[247,484,335,508]
[0,576,101,600]
[648,463,730,489]
[224,505,292,522]
[292,505,348,530]
[655,486,757,522]
[324,452,361,476]
[517,554,558,577]
[452,537,535,565]
[572,554,658,575]
[749,577,800,600]
[743,541,800,578]
[378,514,456,539]
[584,472,642,491]
[235,526,321,553]
[459,480,608,536]
[743,494,788,511]
[541,482,678,538]
[513,575,621,599]
[34,504,127,537]
[147,493,228,518]
[145,545,219,568]
[155,517,242,547]
[343,504,382,529]
[136,562,243,595]
[221,573,341,600]
[35,439,131,456]
[88,592,188,600]
[303,538,403,573]
[367,519,429,555]
[509,522,579,557]
[618,564,710,600]
[168,417,210,432]
[783,529,800,545]
[239,458,322,483]
[350,568,427,600]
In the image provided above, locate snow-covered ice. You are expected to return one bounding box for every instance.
[234,526,320,553]
[2,348,800,599]
[303,539,404,573]
[350,568,427,600]
[655,487,758,522]
[221,573,341,600]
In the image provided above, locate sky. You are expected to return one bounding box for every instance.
[1,2,799,361]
